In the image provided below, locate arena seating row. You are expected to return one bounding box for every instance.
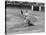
[5,1,45,12]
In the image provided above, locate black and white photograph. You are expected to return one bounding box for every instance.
[5,0,45,34]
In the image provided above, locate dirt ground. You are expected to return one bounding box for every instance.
[6,8,45,34]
